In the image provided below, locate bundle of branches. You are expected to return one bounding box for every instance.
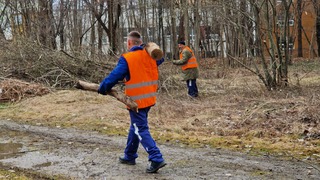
[0,38,115,88]
[0,78,50,103]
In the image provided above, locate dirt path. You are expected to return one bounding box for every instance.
[0,119,319,180]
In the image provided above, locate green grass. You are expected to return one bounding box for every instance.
[0,103,9,109]
[0,167,70,180]
[0,169,30,180]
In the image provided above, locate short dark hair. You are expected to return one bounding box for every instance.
[128,31,141,39]
[128,31,142,45]
[178,41,185,45]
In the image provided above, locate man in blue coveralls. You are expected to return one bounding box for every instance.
[98,31,166,173]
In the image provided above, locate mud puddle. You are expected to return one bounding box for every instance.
[0,142,23,160]
[0,119,319,180]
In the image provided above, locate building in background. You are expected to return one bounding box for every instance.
[275,0,318,58]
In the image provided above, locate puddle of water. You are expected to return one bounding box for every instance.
[0,143,23,160]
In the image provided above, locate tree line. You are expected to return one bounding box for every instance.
[0,0,319,90]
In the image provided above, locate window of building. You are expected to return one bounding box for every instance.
[289,19,294,26]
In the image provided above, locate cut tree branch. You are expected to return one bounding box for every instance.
[75,80,138,112]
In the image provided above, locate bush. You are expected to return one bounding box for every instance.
[0,38,115,88]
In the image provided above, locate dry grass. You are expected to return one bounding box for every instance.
[0,58,319,162]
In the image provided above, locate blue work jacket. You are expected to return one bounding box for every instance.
[98,45,164,94]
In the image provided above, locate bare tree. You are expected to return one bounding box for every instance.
[223,0,294,90]
[177,0,185,43]
[71,0,82,51]
[297,0,303,57]
[83,0,121,55]
[169,0,178,59]
[313,0,320,56]
[2,0,319,88]
[57,0,66,50]
[158,0,164,51]
[90,2,96,57]
[0,0,8,40]
[192,0,201,61]
[38,0,56,48]
[181,0,188,44]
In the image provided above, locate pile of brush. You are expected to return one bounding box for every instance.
[0,78,50,102]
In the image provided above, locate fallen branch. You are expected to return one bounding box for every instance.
[75,80,138,112]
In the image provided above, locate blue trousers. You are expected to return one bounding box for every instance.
[186,79,198,97]
[123,107,164,163]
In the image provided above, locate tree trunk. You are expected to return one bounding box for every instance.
[72,0,81,51]
[178,1,185,42]
[297,0,303,57]
[0,1,8,40]
[98,1,103,54]
[106,0,121,55]
[313,0,320,57]
[17,1,29,38]
[183,0,189,45]
[38,0,55,48]
[158,1,165,51]
[90,5,96,58]
[317,16,320,57]
[281,0,293,85]
[170,0,178,59]
[194,1,201,61]
[58,0,66,50]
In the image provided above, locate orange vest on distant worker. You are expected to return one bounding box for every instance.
[180,46,198,70]
[123,49,158,109]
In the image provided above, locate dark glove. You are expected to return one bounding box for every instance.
[98,84,107,95]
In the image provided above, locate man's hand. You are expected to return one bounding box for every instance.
[172,60,178,64]
[98,84,107,95]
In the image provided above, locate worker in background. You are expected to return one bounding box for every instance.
[172,41,199,98]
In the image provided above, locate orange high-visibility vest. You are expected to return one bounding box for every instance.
[180,46,198,70]
[123,49,158,109]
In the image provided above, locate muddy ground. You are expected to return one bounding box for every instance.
[1,120,319,180]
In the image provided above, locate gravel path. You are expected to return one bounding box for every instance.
[1,120,319,180]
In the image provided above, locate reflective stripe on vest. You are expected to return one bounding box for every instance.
[125,80,158,89]
[123,49,158,109]
[180,46,198,70]
[125,80,159,101]
[130,92,158,101]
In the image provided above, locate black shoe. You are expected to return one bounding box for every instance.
[119,157,136,165]
[146,161,167,173]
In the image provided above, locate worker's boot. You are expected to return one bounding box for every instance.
[146,161,166,173]
[119,157,136,165]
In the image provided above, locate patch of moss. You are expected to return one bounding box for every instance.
[0,164,71,180]
[0,103,10,109]
[0,169,30,180]
[251,170,272,176]
[152,129,320,160]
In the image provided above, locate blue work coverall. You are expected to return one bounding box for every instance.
[98,45,164,163]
